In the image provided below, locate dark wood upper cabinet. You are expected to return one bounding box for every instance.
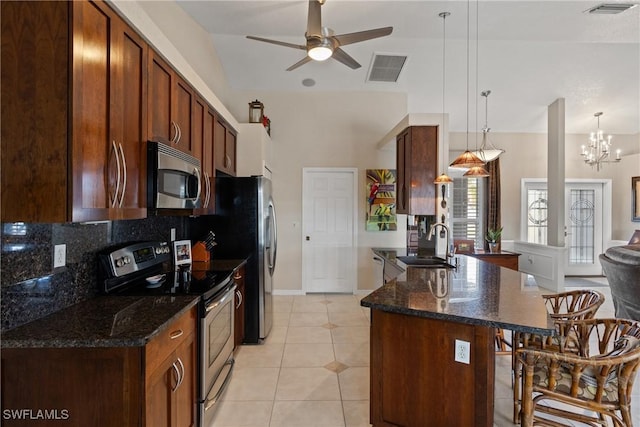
[395,126,439,215]
[193,96,215,215]
[1,0,147,223]
[148,52,196,157]
[214,117,237,176]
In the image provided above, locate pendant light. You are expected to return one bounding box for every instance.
[462,0,489,178]
[450,0,485,170]
[434,12,453,184]
[472,90,505,162]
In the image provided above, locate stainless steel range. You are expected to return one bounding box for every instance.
[99,241,236,427]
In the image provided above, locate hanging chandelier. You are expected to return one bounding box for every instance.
[434,11,453,184]
[472,90,505,162]
[581,112,621,171]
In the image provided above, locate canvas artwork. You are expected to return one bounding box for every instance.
[366,169,397,231]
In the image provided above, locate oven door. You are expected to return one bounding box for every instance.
[201,283,236,426]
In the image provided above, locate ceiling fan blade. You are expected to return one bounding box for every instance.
[333,26,393,46]
[307,0,322,37]
[286,56,313,71]
[246,35,306,50]
[331,47,361,69]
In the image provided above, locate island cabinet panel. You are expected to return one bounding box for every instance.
[395,126,438,215]
[1,0,148,223]
[370,309,495,427]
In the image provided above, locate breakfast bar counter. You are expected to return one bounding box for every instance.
[361,249,554,427]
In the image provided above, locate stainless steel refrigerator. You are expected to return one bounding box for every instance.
[210,176,277,343]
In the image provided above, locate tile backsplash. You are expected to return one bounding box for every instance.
[1,215,190,332]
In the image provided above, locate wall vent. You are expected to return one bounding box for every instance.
[367,54,407,83]
[584,3,637,14]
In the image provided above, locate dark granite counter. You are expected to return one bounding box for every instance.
[363,248,554,335]
[1,295,199,348]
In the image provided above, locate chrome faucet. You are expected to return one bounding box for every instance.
[428,223,454,263]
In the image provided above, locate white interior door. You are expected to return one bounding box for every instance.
[302,168,357,293]
[565,183,603,276]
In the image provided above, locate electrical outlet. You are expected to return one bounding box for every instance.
[54,244,66,268]
[454,339,470,364]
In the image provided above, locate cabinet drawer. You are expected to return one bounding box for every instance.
[145,307,196,375]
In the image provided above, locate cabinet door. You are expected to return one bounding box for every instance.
[174,76,194,155]
[214,118,228,173]
[396,131,409,214]
[1,1,70,222]
[175,333,197,427]
[225,128,237,176]
[407,126,438,215]
[234,266,246,348]
[110,12,147,219]
[146,353,175,427]
[70,0,115,222]
[149,53,174,143]
[193,97,215,214]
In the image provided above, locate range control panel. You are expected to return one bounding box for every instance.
[106,241,172,277]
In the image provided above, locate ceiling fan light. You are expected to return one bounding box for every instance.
[308,46,333,61]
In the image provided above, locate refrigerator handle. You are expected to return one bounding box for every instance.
[267,198,278,274]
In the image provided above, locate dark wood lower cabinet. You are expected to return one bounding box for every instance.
[1,307,196,427]
[370,309,495,427]
[466,252,520,271]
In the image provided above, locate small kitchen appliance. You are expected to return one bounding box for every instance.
[98,241,236,426]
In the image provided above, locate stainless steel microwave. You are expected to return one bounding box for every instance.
[147,141,201,209]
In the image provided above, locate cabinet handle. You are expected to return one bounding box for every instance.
[176,357,185,389]
[235,289,242,309]
[171,121,181,144]
[118,143,127,208]
[110,140,121,208]
[171,362,180,392]
[233,272,242,280]
[170,329,184,339]
[193,167,202,203]
[204,173,211,208]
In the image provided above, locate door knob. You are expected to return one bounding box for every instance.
[306,236,310,241]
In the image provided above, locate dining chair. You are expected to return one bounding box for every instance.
[517,318,640,427]
[512,289,606,423]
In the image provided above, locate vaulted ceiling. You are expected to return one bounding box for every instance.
[175,0,640,135]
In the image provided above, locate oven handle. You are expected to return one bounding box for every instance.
[204,283,234,313]
[204,359,234,411]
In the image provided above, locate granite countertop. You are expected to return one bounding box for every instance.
[1,295,200,349]
[363,248,554,335]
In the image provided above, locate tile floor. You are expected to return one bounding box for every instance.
[210,284,640,427]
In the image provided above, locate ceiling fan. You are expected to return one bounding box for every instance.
[246,0,393,71]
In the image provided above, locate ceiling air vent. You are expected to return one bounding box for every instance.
[367,54,407,83]
[584,3,637,14]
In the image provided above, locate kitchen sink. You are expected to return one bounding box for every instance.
[395,256,455,269]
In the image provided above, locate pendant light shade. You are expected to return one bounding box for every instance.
[434,173,453,183]
[450,150,485,168]
[463,165,490,177]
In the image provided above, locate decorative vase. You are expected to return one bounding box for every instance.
[488,242,498,253]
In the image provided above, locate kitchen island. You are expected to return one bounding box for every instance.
[362,249,554,427]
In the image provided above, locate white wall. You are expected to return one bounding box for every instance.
[226,91,409,292]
